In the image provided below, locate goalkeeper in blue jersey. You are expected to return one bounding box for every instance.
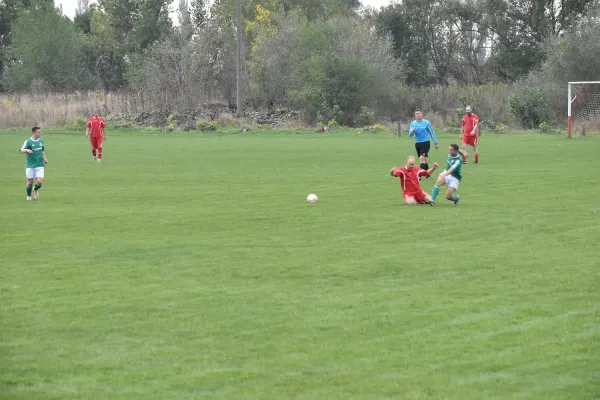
[408,109,439,179]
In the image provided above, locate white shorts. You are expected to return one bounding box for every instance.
[444,172,460,190]
[26,167,44,179]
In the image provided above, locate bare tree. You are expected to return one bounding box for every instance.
[76,0,89,15]
[178,0,191,27]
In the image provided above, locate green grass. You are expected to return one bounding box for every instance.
[1,128,599,399]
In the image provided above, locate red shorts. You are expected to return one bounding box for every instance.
[462,134,478,146]
[90,136,103,149]
[403,191,428,204]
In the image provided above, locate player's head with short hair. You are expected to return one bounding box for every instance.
[465,105,472,115]
[93,110,100,117]
[414,109,423,120]
[32,126,41,138]
[449,143,459,156]
[405,156,416,170]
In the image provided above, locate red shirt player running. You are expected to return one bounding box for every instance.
[390,156,439,204]
[86,111,107,162]
[461,105,479,164]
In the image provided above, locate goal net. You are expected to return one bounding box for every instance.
[568,81,600,138]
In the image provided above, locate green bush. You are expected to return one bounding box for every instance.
[509,86,554,129]
[538,121,552,133]
[74,116,87,128]
[372,124,386,133]
[196,121,218,132]
[356,106,375,127]
[316,102,343,125]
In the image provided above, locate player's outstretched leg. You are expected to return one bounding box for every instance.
[430,174,446,205]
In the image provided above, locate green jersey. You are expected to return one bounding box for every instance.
[22,137,45,168]
[445,154,463,181]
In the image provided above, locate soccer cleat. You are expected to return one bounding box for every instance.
[26,196,32,201]
[453,195,460,205]
[93,156,97,162]
[429,201,435,206]
[34,190,39,199]
[97,158,101,163]
[474,161,478,164]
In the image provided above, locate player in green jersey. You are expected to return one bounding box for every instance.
[20,127,48,200]
[430,144,464,206]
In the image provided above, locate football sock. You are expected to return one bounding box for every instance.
[92,149,96,156]
[26,185,32,196]
[450,194,458,202]
[98,150,102,159]
[462,154,467,162]
[424,163,429,170]
[34,183,42,191]
[431,185,440,201]
[475,154,479,163]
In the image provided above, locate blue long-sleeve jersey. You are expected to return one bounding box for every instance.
[408,119,438,145]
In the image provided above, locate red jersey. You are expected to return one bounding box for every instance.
[462,113,479,136]
[392,167,429,195]
[87,117,106,138]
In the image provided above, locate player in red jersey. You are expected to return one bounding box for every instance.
[461,105,479,164]
[85,110,107,162]
[390,156,439,204]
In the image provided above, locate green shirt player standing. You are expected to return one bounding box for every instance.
[430,144,466,206]
[20,126,48,201]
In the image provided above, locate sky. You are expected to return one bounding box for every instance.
[56,0,394,19]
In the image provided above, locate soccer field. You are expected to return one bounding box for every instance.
[1,129,599,399]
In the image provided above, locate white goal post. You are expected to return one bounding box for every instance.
[568,81,600,138]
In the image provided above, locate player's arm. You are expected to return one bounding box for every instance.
[85,121,91,137]
[426,162,439,176]
[43,151,48,164]
[458,149,468,157]
[416,162,439,178]
[471,117,479,136]
[427,122,439,148]
[441,160,461,176]
[408,123,415,137]
[20,141,32,154]
[101,120,107,140]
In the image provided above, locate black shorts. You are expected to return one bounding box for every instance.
[415,141,431,157]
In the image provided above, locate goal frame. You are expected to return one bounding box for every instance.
[568,81,600,138]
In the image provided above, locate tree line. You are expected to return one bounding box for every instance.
[1,0,599,126]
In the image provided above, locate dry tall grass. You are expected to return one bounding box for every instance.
[383,83,514,128]
[0,83,558,129]
[0,92,151,128]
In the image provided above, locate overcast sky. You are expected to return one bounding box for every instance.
[56,0,394,19]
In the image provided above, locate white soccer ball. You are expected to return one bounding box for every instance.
[307,193,318,203]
